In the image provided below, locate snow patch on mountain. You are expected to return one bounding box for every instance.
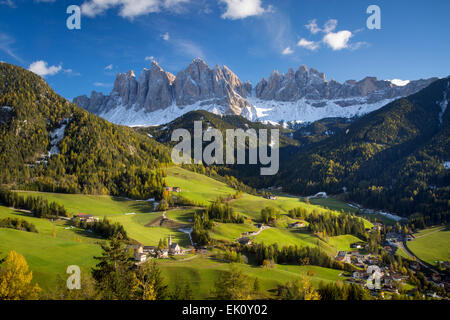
[242,97,394,124]
[389,79,410,87]
[98,100,226,127]
[48,118,70,156]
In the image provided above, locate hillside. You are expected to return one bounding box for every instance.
[0,63,170,200]
[276,77,450,225]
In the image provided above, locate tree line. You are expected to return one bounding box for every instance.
[0,187,68,218]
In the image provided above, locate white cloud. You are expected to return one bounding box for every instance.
[297,38,319,51]
[94,82,113,87]
[81,0,189,19]
[323,19,338,33]
[161,32,170,41]
[0,0,16,7]
[0,32,22,63]
[104,64,113,70]
[305,19,320,34]
[281,46,293,55]
[63,68,81,76]
[305,18,338,34]
[28,60,62,77]
[219,0,271,20]
[145,56,155,61]
[323,30,352,51]
[174,39,204,59]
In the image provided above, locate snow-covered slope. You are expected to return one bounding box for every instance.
[73,59,438,127]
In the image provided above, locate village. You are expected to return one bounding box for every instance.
[69,189,449,300]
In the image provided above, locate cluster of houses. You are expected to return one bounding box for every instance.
[263,194,277,200]
[72,213,99,223]
[131,234,184,263]
[350,267,409,292]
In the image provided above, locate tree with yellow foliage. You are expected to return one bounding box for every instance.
[276,275,321,300]
[0,251,40,300]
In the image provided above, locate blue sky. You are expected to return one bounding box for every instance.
[0,0,449,100]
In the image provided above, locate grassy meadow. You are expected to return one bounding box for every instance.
[407,226,450,264]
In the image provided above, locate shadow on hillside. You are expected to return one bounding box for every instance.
[110,196,155,213]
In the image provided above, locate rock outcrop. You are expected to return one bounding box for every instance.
[73,59,437,126]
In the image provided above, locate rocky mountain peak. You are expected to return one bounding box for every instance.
[73,60,438,126]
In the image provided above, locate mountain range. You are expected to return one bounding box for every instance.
[73,58,437,126]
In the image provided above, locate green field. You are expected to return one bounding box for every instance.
[157,255,344,299]
[210,222,258,242]
[0,206,102,289]
[1,167,373,295]
[309,197,357,214]
[407,227,450,264]
[253,227,336,256]
[327,235,365,252]
[166,166,235,204]
[15,191,155,217]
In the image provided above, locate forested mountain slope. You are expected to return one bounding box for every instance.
[276,77,450,225]
[0,63,170,199]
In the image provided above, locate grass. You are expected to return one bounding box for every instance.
[166,166,235,205]
[156,255,344,299]
[14,191,154,217]
[0,206,101,290]
[327,235,365,252]
[309,197,357,214]
[253,227,336,256]
[108,211,192,247]
[407,226,450,264]
[210,222,258,242]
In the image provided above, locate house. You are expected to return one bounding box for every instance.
[350,242,366,249]
[157,250,169,259]
[135,252,147,262]
[168,234,182,255]
[383,245,393,253]
[237,237,252,246]
[264,195,277,200]
[289,222,305,228]
[335,251,351,264]
[143,246,156,254]
[431,273,442,282]
[132,246,148,262]
[410,262,421,270]
[353,271,365,280]
[372,223,382,231]
[74,213,97,223]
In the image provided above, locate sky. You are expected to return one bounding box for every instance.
[0,0,449,100]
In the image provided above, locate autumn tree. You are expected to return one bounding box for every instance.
[212,264,251,300]
[0,251,40,300]
[276,276,320,300]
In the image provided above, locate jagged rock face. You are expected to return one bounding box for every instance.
[73,59,438,126]
[76,59,251,116]
[174,59,251,114]
[254,65,436,103]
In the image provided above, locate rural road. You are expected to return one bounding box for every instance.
[399,240,439,274]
